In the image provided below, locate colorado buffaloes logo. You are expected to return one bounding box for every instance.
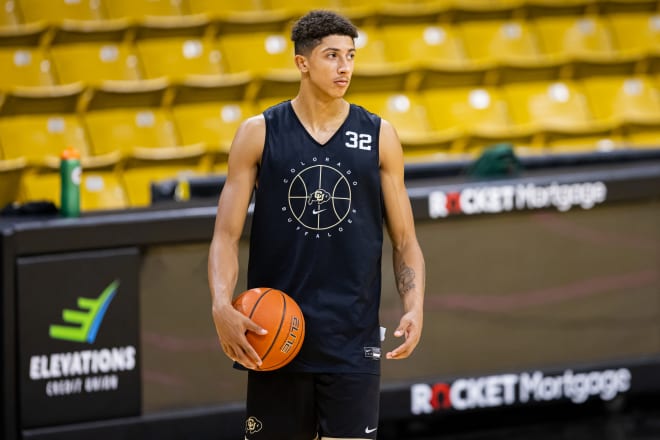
[288,164,352,231]
[246,416,263,434]
[308,188,331,206]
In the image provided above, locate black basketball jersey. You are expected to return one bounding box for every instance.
[247,101,384,374]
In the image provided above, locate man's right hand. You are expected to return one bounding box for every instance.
[212,303,267,370]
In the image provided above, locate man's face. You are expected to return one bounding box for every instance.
[302,34,355,97]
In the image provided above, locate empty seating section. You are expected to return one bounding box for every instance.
[582,74,660,146]
[459,20,563,83]
[0,86,89,163]
[380,23,462,65]
[82,81,206,206]
[19,0,105,23]
[0,85,129,210]
[136,36,224,80]
[0,0,20,27]
[531,14,638,77]
[187,0,268,15]
[422,85,537,151]
[0,46,54,88]
[103,0,185,20]
[0,0,659,210]
[84,92,179,156]
[217,31,293,74]
[347,91,448,157]
[502,80,621,149]
[0,157,26,208]
[50,41,142,84]
[607,11,660,72]
[170,77,256,172]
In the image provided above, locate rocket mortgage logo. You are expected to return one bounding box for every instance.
[29,280,137,397]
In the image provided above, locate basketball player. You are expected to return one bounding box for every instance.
[208,10,425,440]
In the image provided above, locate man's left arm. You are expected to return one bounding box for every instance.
[379,119,425,360]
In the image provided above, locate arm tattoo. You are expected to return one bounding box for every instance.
[396,262,416,296]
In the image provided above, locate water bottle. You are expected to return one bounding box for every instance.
[60,147,81,218]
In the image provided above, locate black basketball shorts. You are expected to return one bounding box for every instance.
[245,370,380,440]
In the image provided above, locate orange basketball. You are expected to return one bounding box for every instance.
[232,287,305,371]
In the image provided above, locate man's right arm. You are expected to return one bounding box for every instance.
[208,115,267,370]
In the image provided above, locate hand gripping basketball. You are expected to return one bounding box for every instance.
[232,287,306,371]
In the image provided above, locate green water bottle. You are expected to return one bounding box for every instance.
[60,147,81,218]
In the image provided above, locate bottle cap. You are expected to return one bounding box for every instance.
[61,146,81,160]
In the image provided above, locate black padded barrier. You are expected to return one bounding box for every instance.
[1,149,659,440]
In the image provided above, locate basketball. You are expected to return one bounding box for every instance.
[232,287,305,371]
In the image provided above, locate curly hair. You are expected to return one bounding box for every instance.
[291,10,358,55]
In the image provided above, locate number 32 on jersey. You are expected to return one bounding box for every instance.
[345,131,372,151]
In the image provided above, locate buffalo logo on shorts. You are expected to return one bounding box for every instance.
[245,416,263,434]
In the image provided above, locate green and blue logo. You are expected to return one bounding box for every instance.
[49,280,119,344]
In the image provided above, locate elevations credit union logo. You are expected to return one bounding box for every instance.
[18,248,141,428]
[30,279,136,397]
[49,280,119,344]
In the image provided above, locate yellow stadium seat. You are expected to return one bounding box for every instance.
[0,157,26,208]
[620,125,660,148]
[0,85,88,163]
[49,27,142,84]
[582,75,660,122]
[379,20,482,89]
[380,22,464,65]
[598,0,659,14]
[502,80,620,151]
[348,91,449,157]
[1,0,20,27]
[82,80,206,206]
[18,0,105,23]
[257,93,297,113]
[272,0,405,24]
[422,85,536,152]
[459,19,562,83]
[218,30,300,99]
[0,46,55,89]
[218,31,294,74]
[582,75,660,148]
[532,15,637,77]
[523,0,595,19]
[213,7,290,35]
[461,20,538,64]
[83,81,177,156]
[268,0,341,16]
[334,0,387,23]
[24,154,130,210]
[351,25,412,93]
[189,0,292,32]
[607,12,660,72]
[104,0,184,20]
[134,10,213,40]
[381,22,488,89]
[0,85,128,209]
[0,20,48,49]
[136,35,225,81]
[451,0,525,21]
[254,69,301,105]
[188,0,268,14]
[78,159,129,211]
[353,26,389,67]
[170,74,255,172]
[121,144,206,206]
[374,0,449,25]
